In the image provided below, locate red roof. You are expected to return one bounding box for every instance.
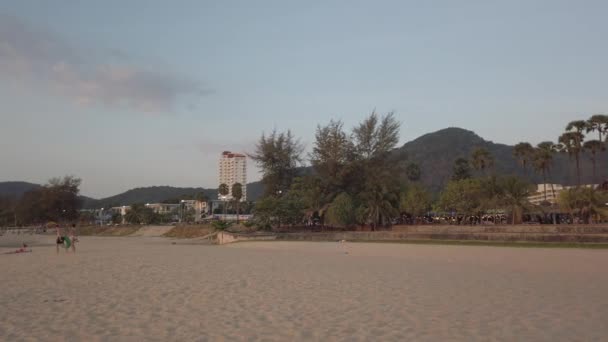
[222,151,245,158]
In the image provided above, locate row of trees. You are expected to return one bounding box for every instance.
[513,115,608,188]
[249,112,608,230]
[0,176,83,226]
[218,182,243,222]
[251,112,411,230]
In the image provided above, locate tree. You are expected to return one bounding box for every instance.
[534,141,557,203]
[400,185,432,223]
[110,212,123,224]
[218,183,229,221]
[289,176,331,226]
[478,175,503,212]
[252,191,305,230]
[231,183,243,223]
[437,179,483,218]
[405,163,421,182]
[452,158,472,181]
[586,114,608,143]
[513,142,535,174]
[470,147,494,175]
[252,196,279,230]
[14,176,83,225]
[195,192,209,202]
[351,112,402,229]
[352,111,400,160]
[558,187,608,224]
[357,174,400,230]
[310,120,353,187]
[558,129,584,186]
[583,140,604,183]
[0,197,17,227]
[250,129,304,196]
[497,176,534,224]
[325,193,356,227]
[124,204,157,225]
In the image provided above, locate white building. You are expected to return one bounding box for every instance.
[528,184,564,205]
[218,151,247,201]
[144,203,179,214]
[528,183,599,206]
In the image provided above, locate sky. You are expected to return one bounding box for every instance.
[1,0,607,198]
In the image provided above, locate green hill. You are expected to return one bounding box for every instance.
[82,182,264,209]
[3,127,605,207]
[0,181,40,199]
[398,127,607,193]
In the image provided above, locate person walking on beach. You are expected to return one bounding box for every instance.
[56,227,65,254]
[69,224,78,253]
[56,226,73,253]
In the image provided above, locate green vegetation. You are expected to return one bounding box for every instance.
[231,183,243,223]
[558,187,608,224]
[248,112,608,231]
[5,176,84,226]
[251,112,406,230]
[211,220,232,231]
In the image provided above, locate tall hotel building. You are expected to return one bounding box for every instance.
[218,151,247,201]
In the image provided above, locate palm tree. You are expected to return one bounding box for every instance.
[470,147,494,175]
[559,121,586,186]
[534,142,556,203]
[359,183,399,231]
[513,142,535,175]
[583,140,604,183]
[558,187,608,224]
[586,114,608,143]
[498,176,534,224]
[218,183,229,221]
[231,183,243,224]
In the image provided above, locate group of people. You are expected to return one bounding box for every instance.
[2,224,79,255]
[56,225,78,254]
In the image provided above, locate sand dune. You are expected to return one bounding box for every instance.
[1,238,607,341]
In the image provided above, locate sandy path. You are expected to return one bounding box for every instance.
[1,239,607,341]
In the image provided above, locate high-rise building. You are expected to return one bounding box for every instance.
[218,151,247,201]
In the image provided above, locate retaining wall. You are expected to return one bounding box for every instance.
[273,225,608,243]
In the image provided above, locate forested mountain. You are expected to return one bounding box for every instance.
[0,181,40,198]
[398,127,607,194]
[81,182,264,208]
[3,127,606,207]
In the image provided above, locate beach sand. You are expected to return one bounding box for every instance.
[1,236,607,341]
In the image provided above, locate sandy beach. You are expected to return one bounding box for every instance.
[1,235,608,341]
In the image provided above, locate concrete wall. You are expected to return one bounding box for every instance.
[390,225,608,234]
[216,231,276,245]
[273,225,608,243]
[213,225,608,245]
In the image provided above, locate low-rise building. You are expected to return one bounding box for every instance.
[528,183,598,206]
[144,203,179,215]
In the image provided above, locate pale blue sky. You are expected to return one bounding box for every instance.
[1,0,607,198]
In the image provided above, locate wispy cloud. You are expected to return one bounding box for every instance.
[0,15,206,112]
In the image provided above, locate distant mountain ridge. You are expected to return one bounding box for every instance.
[0,182,40,198]
[0,181,264,209]
[397,127,607,194]
[2,127,606,206]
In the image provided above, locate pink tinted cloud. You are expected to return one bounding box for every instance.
[0,15,205,112]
